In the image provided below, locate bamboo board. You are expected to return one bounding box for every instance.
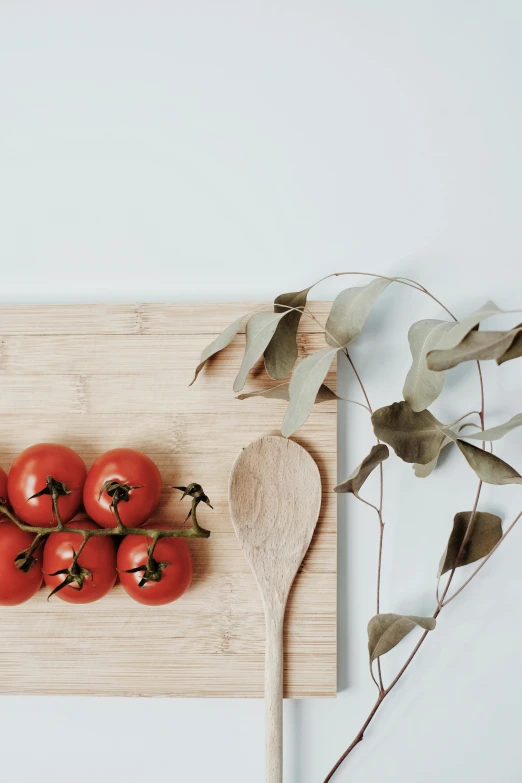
[0,302,336,697]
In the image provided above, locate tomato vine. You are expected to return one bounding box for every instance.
[0,471,211,602]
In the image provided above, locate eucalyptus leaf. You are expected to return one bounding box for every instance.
[413,436,452,478]
[497,327,522,365]
[264,288,311,380]
[462,413,522,443]
[233,312,287,393]
[414,456,438,478]
[190,315,245,385]
[281,347,338,437]
[335,444,389,497]
[403,320,454,411]
[237,382,339,403]
[325,278,392,347]
[368,614,436,664]
[371,401,447,465]
[434,300,502,353]
[439,511,502,576]
[456,440,522,485]
[427,329,522,371]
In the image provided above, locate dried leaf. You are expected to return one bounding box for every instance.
[439,511,502,575]
[427,329,522,371]
[281,347,338,437]
[403,319,454,411]
[433,300,502,352]
[414,457,438,478]
[462,413,522,443]
[413,436,452,477]
[368,613,436,664]
[497,327,522,365]
[237,382,339,403]
[371,401,447,465]
[233,312,287,393]
[311,384,339,403]
[325,278,392,347]
[456,440,522,485]
[264,288,311,380]
[335,444,389,496]
[190,315,245,385]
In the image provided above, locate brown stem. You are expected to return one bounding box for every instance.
[325,417,486,779]
[477,361,486,429]
[342,348,386,690]
[376,522,384,616]
[343,350,373,414]
[323,631,432,782]
[302,270,458,321]
[353,494,380,515]
[324,469,487,778]
[376,462,385,614]
[321,275,490,781]
[446,410,483,428]
[323,498,510,783]
[313,271,453,308]
[324,541,487,783]
[375,465,385,691]
[324,497,487,780]
[323,694,385,783]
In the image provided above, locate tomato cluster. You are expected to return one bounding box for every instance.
[0,444,196,607]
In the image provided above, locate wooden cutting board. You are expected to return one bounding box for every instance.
[0,302,336,697]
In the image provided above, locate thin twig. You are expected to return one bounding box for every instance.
[323,485,507,782]
[323,694,385,782]
[342,350,373,414]
[353,494,381,516]
[322,275,496,782]
[446,411,483,428]
[322,484,489,783]
[376,522,384,615]
[341,348,385,689]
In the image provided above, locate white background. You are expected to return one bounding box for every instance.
[1,1,522,781]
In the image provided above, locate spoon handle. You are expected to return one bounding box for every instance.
[265,602,285,783]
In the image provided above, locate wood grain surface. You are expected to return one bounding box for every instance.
[229,436,323,780]
[0,302,337,697]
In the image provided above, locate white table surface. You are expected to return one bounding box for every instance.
[2,2,522,780]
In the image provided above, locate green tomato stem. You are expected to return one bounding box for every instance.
[0,482,212,554]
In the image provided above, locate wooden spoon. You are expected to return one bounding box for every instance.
[229,435,322,783]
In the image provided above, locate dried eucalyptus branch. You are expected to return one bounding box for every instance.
[190,272,522,781]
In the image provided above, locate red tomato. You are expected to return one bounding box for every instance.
[43,520,116,604]
[7,443,87,527]
[83,448,162,529]
[0,519,43,605]
[117,524,192,605]
[0,467,7,504]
